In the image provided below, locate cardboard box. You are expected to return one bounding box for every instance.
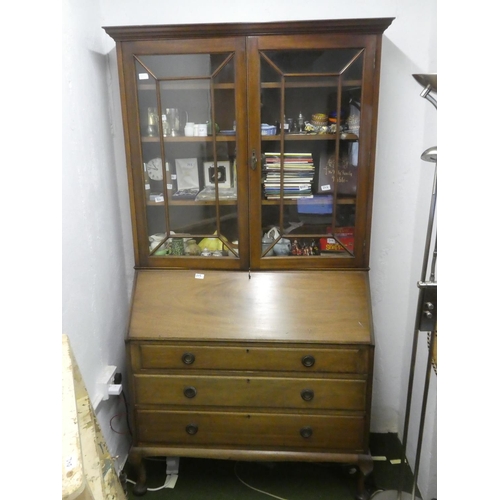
[319,227,354,253]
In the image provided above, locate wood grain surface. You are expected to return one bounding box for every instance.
[128,270,373,343]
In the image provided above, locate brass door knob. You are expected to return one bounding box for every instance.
[182,352,196,365]
[301,389,315,401]
[300,426,313,439]
[186,424,198,435]
[183,386,197,398]
[302,355,315,367]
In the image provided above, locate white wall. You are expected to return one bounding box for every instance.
[62,0,135,472]
[61,0,437,496]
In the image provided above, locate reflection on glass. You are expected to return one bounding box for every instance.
[135,52,239,259]
[259,49,363,259]
[262,49,363,76]
[137,54,215,79]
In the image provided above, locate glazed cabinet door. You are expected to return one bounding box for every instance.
[119,37,249,269]
[247,34,380,270]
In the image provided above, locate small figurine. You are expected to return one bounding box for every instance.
[291,239,302,256]
[311,239,320,255]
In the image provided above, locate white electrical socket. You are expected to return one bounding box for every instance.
[92,365,117,409]
[108,384,123,396]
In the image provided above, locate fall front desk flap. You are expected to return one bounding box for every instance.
[128,270,372,344]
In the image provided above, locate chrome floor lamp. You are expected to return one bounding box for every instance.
[373,73,437,500]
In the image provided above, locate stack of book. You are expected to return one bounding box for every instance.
[263,152,315,199]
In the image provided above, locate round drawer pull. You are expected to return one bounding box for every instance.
[183,386,197,399]
[301,389,315,401]
[302,355,316,367]
[300,426,313,439]
[182,352,196,365]
[186,424,198,435]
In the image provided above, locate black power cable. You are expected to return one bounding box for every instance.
[113,373,133,437]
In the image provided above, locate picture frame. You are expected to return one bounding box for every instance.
[203,160,232,188]
[172,158,200,199]
[175,158,200,190]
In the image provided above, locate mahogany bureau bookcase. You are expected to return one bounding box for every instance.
[104,18,393,499]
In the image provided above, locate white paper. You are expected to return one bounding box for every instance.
[175,158,200,190]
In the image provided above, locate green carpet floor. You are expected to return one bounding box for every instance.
[123,433,418,499]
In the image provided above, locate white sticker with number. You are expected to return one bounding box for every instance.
[321,184,332,191]
[195,273,205,279]
[138,73,149,80]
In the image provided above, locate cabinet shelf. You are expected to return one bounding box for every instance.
[262,133,358,141]
[139,82,235,91]
[143,134,357,143]
[142,135,236,143]
[138,80,362,91]
[147,199,238,206]
[261,80,362,89]
[146,196,354,207]
[262,196,355,206]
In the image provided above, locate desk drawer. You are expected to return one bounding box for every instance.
[135,344,369,374]
[134,374,366,411]
[136,409,366,451]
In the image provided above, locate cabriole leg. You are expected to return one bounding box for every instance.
[355,454,374,500]
[128,449,147,496]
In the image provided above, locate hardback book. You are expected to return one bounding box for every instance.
[315,147,357,196]
[263,152,315,199]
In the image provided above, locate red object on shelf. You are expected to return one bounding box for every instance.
[319,227,354,253]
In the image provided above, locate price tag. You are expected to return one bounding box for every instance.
[138,73,149,80]
[154,195,164,203]
[167,184,173,190]
[299,185,308,191]
[321,184,332,191]
[171,174,177,180]
[195,273,205,279]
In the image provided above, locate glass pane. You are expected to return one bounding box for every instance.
[137,54,215,79]
[135,53,239,259]
[213,57,237,133]
[260,54,283,83]
[259,49,363,259]
[263,49,363,76]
